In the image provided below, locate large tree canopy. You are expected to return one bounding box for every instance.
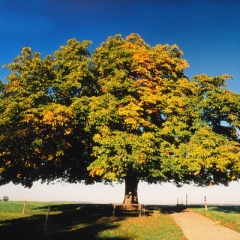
[1,34,240,203]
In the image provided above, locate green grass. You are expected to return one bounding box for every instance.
[0,202,187,240]
[191,206,240,233]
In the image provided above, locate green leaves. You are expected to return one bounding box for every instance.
[1,34,240,188]
[0,38,94,187]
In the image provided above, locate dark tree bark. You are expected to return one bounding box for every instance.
[123,175,139,204]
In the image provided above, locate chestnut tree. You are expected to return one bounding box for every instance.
[1,34,240,203]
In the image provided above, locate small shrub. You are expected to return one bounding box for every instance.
[3,196,9,202]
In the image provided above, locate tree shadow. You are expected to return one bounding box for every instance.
[204,205,240,214]
[150,204,240,215]
[0,204,132,240]
[145,204,189,214]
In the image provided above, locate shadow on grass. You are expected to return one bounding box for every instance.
[148,204,240,215]
[4,203,233,239]
[145,204,189,214]
[0,204,131,240]
[203,205,240,214]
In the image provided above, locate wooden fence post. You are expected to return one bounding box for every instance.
[22,200,26,215]
[44,206,51,233]
[204,196,208,211]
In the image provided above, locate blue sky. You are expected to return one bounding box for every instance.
[1,0,240,89]
[1,0,240,203]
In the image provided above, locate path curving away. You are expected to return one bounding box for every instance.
[171,209,240,240]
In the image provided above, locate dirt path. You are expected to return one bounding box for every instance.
[171,209,240,240]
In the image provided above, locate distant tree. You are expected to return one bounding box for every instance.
[0,34,240,204]
[3,196,9,202]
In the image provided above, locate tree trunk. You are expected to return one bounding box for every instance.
[123,175,139,204]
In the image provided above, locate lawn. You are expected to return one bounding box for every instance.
[190,205,240,233]
[0,201,187,240]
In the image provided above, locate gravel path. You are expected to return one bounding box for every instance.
[171,209,240,240]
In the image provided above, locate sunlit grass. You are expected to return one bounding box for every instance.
[0,201,63,220]
[97,210,186,240]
